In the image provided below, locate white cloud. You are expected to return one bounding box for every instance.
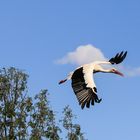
[56,44,140,77]
[56,44,107,65]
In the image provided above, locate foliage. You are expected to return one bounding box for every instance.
[0,67,30,139]
[29,90,61,140]
[0,67,85,140]
[61,106,85,140]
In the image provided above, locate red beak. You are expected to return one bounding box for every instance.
[114,70,124,77]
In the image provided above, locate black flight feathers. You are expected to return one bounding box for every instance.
[109,51,127,64]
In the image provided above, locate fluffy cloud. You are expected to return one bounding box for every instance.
[56,44,140,77]
[56,44,107,65]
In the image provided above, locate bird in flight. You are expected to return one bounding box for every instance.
[59,51,127,109]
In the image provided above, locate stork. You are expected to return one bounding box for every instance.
[59,51,127,109]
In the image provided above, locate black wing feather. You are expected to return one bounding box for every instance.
[109,51,127,64]
[71,67,100,109]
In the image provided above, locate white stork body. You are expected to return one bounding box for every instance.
[59,51,127,109]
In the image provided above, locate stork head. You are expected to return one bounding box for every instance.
[111,68,124,77]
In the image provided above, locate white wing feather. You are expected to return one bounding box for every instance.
[82,64,96,92]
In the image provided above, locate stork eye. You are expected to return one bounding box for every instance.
[112,69,116,72]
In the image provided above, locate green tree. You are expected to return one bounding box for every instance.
[61,106,85,140]
[29,89,61,140]
[0,67,32,140]
[0,67,85,140]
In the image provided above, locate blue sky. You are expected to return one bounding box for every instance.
[0,0,140,139]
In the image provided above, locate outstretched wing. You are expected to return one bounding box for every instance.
[109,51,127,64]
[71,66,101,109]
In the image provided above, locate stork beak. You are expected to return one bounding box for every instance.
[114,70,124,77]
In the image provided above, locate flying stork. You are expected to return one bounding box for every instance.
[59,51,127,109]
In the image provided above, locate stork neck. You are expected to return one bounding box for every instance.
[93,64,112,73]
[100,69,111,73]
